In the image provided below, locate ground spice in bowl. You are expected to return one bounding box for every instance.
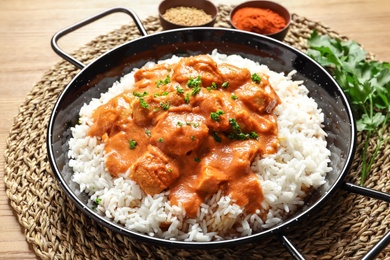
[231,7,287,35]
[163,6,213,26]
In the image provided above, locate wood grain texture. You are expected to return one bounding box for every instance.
[0,0,389,259]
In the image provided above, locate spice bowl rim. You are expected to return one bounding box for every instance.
[158,0,218,30]
[229,0,291,41]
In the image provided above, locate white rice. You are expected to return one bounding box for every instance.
[68,50,331,241]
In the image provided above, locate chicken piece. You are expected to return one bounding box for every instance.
[236,81,281,114]
[88,92,133,137]
[134,63,171,89]
[218,63,251,90]
[150,112,209,156]
[130,145,179,195]
[196,165,228,197]
[131,95,157,126]
[191,91,232,132]
[234,109,278,135]
[171,55,224,87]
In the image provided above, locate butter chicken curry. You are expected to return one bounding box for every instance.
[88,55,281,217]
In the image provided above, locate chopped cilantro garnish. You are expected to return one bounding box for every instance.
[228,118,258,140]
[95,198,102,204]
[160,101,170,111]
[221,81,229,88]
[139,98,149,109]
[156,75,171,88]
[251,73,261,84]
[210,110,225,122]
[177,121,183,126]
[145,129,151,137]
[158,137,164,143]
[187,76,202,88]
[231,94,238,100]
[154,91,169,98]
[133,91,148,97]
[207,82,218,92]
[176,86,184,94]
[194,157,201,162]
[191,85,201,96]
[212,131,222,143]
[184,93,190,104]
[129,139,138,149]
[229,118,241,132]
[250,132,259,139]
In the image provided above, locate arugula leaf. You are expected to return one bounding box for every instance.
[307,30,390,185]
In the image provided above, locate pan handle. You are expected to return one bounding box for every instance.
[341,182,390,259]
[51,7,147,69]
[341,182,390,202]
[278,234,305,260]
[278,182,390,259]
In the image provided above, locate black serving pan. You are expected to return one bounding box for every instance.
[47,7,387,258]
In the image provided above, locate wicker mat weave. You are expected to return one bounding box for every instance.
[4,4,390,259]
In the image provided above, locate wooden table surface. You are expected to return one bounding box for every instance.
[0,0,389,258]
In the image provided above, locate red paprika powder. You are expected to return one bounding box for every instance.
[232,7,286,34]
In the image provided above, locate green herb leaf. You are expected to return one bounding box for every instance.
[139,98,149,109]
[160,101,170,111]
[187,76,202,88]
[210,110,225,122]
[221,82,230,88]
[229,118,241,133]
[145,129,151,137]
[176,86,184,94]
[207,82,218,92]
[156,75,171,88]
[184,93,190,104]
[307,30,390,185]
[228,118,258,140]
[212,131,222,143]
[133,91,148,97]
[249,132,259,139]
[129,139,138,149]
[251,73,261,84]
[191,85,201,96]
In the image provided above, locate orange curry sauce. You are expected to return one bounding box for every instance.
[88,55,281,217]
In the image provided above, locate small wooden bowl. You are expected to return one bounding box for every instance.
[159,0,218,30]
[230,0,291,41]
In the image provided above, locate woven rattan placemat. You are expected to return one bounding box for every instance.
[4,4,390,259]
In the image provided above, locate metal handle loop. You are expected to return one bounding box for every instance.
[280,182,390,259]
[51,7,147,69]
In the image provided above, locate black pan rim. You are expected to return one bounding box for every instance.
[47,27,357,249]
